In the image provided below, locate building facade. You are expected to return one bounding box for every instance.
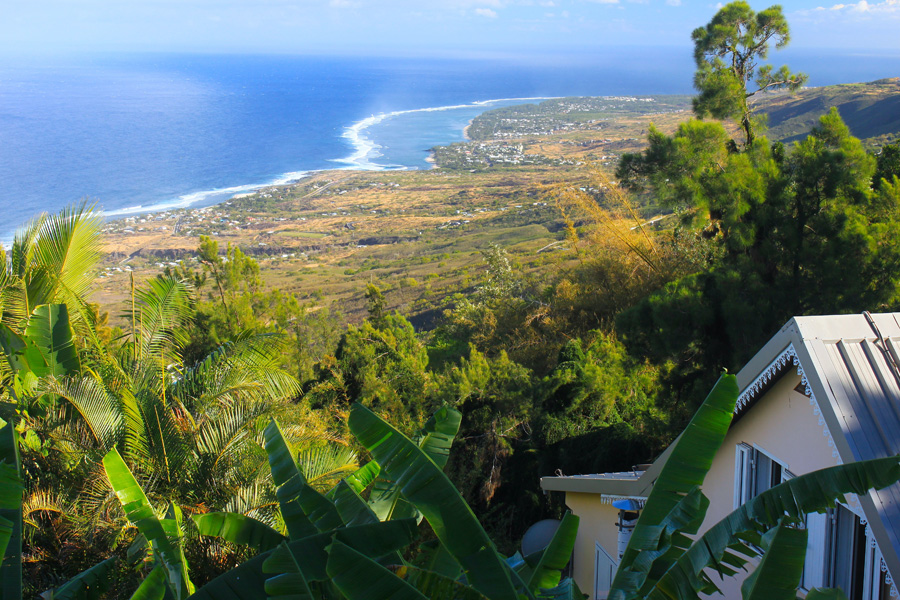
[541,313,900,600]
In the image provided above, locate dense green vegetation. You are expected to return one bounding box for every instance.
[2,2,900,598]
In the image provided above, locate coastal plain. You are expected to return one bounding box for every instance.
[95,96,693,325]
[94,81,900,325]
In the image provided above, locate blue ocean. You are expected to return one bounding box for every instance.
[1,48,898,241]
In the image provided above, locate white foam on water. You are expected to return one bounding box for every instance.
[102,171,313,219]
[336,96,557,169]
[16,96,557,232]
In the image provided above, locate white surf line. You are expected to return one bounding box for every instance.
[335,96,562,169]
[101,169,315,220]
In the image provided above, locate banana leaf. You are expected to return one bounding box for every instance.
[0,516,12,578]
[188,550,270,600]
[331,480,379,526]
[0,418,23,600]
[368,407,461,522]
[25,304,80,377]
[102,448,193,600]
[189,519,419,599]
[367,475,418,523]
[418,405,462,469]
[610,373,737,600]
[349,403,519,600]
[505,559,538,600]
[342,460,380,495]
[399,565,490,600]
[280,498,317,541]
[0,324,46,378]
[332,517,417,561]
[535,578,583,600]
[129,566,168,600]
[414,540,462,579]
[262,541,314,600]
[647,455,900,600]
[43,556,117,600]
[161,503,195,597]
[630,486,709,595]
[326,538,427,600]
[806,588,850,600]
[526,511,579,593]
[264,420,342,533]
[193,512,287,553]
[740,521,806,600]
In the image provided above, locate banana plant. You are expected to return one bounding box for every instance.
[101,447,195,600]
[186,404,583,600]
[192,406,462,551]
[0,418,24,600]
[607,373,900,600]
[0,303,81,400]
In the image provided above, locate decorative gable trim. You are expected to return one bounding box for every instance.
[599,495,646,507]
[735,343,840,460]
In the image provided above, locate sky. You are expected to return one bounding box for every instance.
[2,0,900,56]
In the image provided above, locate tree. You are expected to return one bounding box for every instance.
[0,276,324,594]
[304,311,433,434]
[874,142,900,190]
[692,2,807,146]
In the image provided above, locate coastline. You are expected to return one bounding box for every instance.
[92,97,548,229]
[0,95,551,247]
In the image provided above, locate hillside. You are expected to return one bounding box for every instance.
[756,78,900,147]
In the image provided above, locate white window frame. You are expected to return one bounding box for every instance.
[734,443,790,509]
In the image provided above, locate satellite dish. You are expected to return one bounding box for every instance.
[521,519,562,557]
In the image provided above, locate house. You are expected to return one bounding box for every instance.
[541,312,900,600]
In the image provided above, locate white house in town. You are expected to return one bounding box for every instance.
[541,312,900,600]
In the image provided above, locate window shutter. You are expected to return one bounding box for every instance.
[803,511,828,590]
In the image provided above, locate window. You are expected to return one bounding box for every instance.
[734,444,894,600]
[734,443,786,508]
[803,505,885,600]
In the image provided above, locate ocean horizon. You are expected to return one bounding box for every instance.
[2,48,899,243]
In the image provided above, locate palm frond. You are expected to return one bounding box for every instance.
[32,202,103,304]
[128,276,193,362]
[297,444,358,492]
[39,375,123,451]
[175,332,299,409]
[138,392,193,485]
[22,489,68,529]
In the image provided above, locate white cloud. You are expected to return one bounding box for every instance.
[475,7,498,17]
[329,0,360,7]
[807,0,900,14]
[585,0,620,4]
[666,0,682,6]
